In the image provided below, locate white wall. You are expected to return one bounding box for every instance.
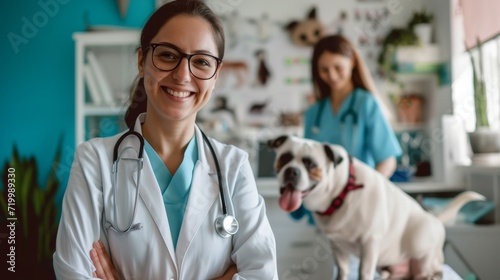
[203,0,443,126]
[201,0,453,129]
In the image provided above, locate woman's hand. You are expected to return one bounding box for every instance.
[90,241,119,280]
[375,156,397,178]
[212,265,237,280]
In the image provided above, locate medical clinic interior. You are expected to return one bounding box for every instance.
[2,0,500,279]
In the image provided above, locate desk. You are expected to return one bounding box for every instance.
[346,257,463,280]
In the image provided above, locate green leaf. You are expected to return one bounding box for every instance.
[469,37,490,129]
[1,137,64,262]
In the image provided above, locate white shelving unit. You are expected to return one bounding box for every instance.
[73,30,140,146]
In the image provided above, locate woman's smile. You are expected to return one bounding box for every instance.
[162,86,195,98]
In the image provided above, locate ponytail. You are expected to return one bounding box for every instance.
[124,77,147,129]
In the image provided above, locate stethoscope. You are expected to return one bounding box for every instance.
[311,89,358,151]
[104,127,239,238]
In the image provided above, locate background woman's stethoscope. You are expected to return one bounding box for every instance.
[104,127,239,238]
[311,90,358,152]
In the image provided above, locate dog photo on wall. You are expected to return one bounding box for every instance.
[267,135,485,280]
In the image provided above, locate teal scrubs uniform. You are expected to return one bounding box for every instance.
[293,88,402,224]
[144,136,198,249]
[304,88,402,168]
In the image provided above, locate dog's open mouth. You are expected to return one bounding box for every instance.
[279,183,310,212]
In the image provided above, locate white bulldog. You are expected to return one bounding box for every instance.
[267,135,485,280]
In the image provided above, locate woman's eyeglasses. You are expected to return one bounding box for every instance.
[149,43,222,80]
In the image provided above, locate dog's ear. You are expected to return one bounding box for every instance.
[324,144,343,167]
[285,21,299,32]
[267,135,288,149]
[308,7,317,19]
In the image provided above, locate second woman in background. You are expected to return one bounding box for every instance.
[305,34,401,175]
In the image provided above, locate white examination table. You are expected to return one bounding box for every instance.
[342,255,464,280]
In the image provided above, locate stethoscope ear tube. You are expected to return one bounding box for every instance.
[113,129,145,162]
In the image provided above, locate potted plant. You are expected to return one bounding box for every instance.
[467,37,500,154]
[408,8,434,45]
[0,141,62,279]
[377,27,420,80]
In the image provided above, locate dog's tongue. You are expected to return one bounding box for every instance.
[279,187,302,212]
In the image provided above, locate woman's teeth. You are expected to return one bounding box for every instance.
[166,88,191,98]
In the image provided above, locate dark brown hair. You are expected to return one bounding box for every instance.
[124,0,225,129]
[311,35,377,100]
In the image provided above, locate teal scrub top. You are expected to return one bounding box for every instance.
[144,136,198,249]
[303,88,402,168]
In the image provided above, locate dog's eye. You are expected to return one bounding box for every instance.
[276,152,294,171]
[279,152,293,166]
[300,34,307,42]
[302,157,316,169]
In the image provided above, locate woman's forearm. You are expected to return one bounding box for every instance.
[213,265,237,280]
[376,157,397,178]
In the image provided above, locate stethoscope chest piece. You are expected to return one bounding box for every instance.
[215,214,239,238]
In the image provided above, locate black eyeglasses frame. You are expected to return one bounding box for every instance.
[147,43,222,80]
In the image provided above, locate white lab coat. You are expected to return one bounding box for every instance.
[53,114,278,279]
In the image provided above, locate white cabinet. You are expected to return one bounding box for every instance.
[440,165,500,279]
[458,165,500,223]
[444,224,500,280]
[73,30,140,146]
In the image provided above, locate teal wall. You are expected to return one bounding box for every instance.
[0,0,155,204]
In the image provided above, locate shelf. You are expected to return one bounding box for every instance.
[392,122,426,132]
[393,62,444,75]
[457,155,500,172]
[73,30,140,46]
[255,177,464,198]
[74,30,138,145]
[83,105,126,116]
[393,177,464,193]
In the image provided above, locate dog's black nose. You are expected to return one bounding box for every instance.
[284,167,300,181]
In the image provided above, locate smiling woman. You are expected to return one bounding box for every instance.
[53,1,278,279]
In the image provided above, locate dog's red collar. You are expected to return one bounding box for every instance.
[316,156,363,216]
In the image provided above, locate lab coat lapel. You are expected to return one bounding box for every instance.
[131,114,178,271]
[175,127,219,268]
[133,156,177,266]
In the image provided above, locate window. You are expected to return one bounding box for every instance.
[453,36,500,132]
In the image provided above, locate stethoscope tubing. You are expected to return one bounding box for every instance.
[312,90,358,151]
[107,126,238,238]
[200,130,228,215]
[108,149,143,234]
